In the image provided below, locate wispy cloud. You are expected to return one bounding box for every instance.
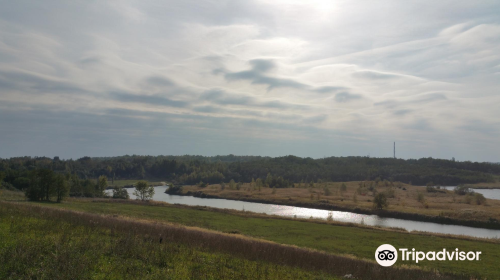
[0,0,499,160]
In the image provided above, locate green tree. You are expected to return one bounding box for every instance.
[255,178,263,188]
[69,174,82,197]
[97,175,108,197]
[134,180,155,201]
[26,169,55,201]
[373,193,388,209]
[55,174,69,203]
[229,179,236,190]
[265,173,273,187]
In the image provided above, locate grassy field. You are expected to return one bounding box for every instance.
[1,190,498,279]
[179,181,500,225]
[0,204,344,280]
[11,198,497,278]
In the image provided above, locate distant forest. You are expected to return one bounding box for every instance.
[1,155,499,191]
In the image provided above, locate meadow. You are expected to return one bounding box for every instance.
[0,201,342,280]
[2,189,499,279]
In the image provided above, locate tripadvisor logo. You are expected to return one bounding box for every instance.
[375,244,398,267]
[375,244,482,267]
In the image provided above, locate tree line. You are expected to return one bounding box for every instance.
[1,155,498,192]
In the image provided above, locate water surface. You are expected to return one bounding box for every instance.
[107,186,500,239]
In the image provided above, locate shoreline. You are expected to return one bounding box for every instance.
[175,190,500,230]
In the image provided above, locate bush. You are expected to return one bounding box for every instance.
[112,187,129,199]
[165,185,183,194]
[417,192,425,203]
[474,193,486,205]
[384,187,395,198]
[12,177,30,190]
[426,185,438,193]
[1,181,17,191]
[373,193,388,209]
[454,185,473,195]
[324,187,331,196]
[340,183,347,192]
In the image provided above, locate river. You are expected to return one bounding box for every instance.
[107,185,500,239]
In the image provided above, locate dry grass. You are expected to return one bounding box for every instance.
[0,201,465,280]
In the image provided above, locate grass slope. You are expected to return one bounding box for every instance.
[0,202,339,280]
[39,199,499,279]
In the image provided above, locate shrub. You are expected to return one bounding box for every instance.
[373,193,388,209]
[426,185,438,193]
[454,185,473,195]
[474,193,486,205]
[12,177,30,190]
[324,187,331,196]
[112,187,129,199]
[326,212,333,222]
[1,181,17,191]
[165,185,183,194]
[340,183,347,192]
[198,181,207,188]
[417,192,425,203]
[384,187,395,198]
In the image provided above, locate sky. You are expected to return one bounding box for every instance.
[0,0,499,161]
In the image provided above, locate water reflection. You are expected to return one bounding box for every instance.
[106,186,500,239]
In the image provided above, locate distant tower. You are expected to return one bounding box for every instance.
[393,142,395,159]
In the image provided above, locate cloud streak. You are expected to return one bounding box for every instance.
[0,0,499,161]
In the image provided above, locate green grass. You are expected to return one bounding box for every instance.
[0,203,338,280]
[39,199,500,279]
